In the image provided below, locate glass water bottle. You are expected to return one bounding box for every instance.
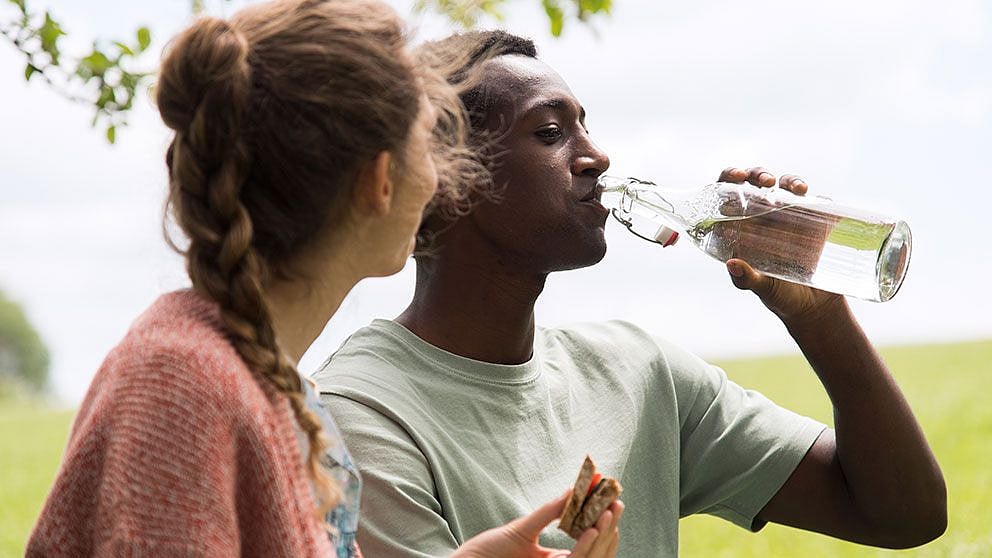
[599,176,912,302]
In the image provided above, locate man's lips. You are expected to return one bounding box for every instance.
[578,186,610,220]
[578,184,604,203]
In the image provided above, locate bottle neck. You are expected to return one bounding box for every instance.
[598,175,699,229]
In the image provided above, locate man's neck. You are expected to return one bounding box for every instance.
[396,258,547,365]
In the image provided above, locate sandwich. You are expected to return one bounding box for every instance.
[558,455,623,539]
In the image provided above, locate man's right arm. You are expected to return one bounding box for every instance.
[320,392,460,558]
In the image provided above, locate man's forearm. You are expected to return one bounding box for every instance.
[784,302,946,544]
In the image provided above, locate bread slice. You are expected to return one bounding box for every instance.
[559,456,596,535]
[558,455,623,539]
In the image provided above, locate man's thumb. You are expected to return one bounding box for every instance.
[726,259,771,295]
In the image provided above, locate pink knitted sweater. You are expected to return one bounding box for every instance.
[27,291,333,557]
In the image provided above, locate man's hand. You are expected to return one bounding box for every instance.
[451,491,623,558]
[717,166,847,325]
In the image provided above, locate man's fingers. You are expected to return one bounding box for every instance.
[723,166,808,193]
[718,166,748,183]
[746,167,776,187]
[779,173,808,195]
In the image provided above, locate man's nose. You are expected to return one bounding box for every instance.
[573,137,611,178]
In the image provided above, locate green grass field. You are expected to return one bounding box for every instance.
[681,339,992,557]
[2,339,990,557]
[0,399,74,557]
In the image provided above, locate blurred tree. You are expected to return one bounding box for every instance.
[1,0,610,143]
[0,288,50,394]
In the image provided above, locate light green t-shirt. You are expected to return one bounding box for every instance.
[313,319,825,558]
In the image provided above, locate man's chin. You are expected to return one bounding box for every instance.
[552,239,608,272]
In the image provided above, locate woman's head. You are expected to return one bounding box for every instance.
[158,0,430,275]
[156,0,450,518]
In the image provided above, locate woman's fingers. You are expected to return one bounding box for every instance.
[508,490,569,540]
[568,525,600,557]
[608,500,624,531]
[606,528,619,556]
[574,500,624,557]
[590,501,623,556]
[569,508,613,557]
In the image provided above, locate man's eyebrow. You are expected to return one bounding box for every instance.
[536,98,565,110]
[523,98,586,120]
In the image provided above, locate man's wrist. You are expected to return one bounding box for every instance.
[783,297,855,340]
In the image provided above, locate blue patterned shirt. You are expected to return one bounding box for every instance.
[302,377,362,558]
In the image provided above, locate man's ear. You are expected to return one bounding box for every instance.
[354,151,392,216]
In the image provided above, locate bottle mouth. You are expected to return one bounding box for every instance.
[597,175,658,193]
[876,220,912,302]
[596,175,631,193]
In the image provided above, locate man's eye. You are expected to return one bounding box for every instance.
[536,125,563,141]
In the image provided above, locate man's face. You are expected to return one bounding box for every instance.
[465,55,611,274]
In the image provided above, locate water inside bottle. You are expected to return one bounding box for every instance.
[691,204,911,302]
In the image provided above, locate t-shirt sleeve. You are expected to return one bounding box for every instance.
[320,391,460,558]
[662,340,827,531]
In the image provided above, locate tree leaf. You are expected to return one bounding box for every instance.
[106,125,116,144]
[120,71,139,91]
[136,27,151,52]
[39,12,65,65]
[114,41,134,56]
[96,84,116,109]
[478,0,506,21]
[79,49,111,80]
[543,0,565,36]
[23,63,38,81]
[9,0,27,15]
[578,0,612,13]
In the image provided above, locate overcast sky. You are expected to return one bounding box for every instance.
[1,0,990,405]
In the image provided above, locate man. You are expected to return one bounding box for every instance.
[314,31,945,557]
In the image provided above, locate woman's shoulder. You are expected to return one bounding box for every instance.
[91,290,260,413]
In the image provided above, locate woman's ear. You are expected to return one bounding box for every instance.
[354,151,393,216]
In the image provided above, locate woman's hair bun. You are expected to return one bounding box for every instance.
[156,17,250,135]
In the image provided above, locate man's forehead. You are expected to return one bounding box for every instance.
[480,55,574,108]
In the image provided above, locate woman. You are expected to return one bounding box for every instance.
[26,0,621,556]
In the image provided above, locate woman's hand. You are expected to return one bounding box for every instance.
[451,491,623,558]
[717,167,848,326]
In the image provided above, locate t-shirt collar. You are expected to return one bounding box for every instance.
[368,319,543,386]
